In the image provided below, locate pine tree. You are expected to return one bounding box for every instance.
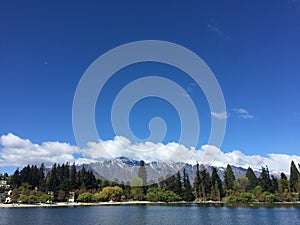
[199,164,211,200]
[183,168,193,201]
[193,163,201,199]
[30,165,39,188]
[46,163,59,194]
[290,160,300,192]
[281,172,288,180]
[174,171,183,197]
[38,163,46,191]
[164,174,176,191]
[278,174,289,194]
[271,175,278,193]
[224,164,235,191]
[20,165,30,185]
[70,163,78,190]
[260,166,273,193]
[11,168,21,188]
[246,167,259,191]
[211,167,224,199]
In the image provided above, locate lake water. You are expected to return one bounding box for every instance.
[0,204,300,225]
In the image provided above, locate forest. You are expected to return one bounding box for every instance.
[1,160,300,204]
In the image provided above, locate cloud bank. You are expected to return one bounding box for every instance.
[1,133,299,174]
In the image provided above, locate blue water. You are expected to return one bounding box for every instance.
[0,204,300,225]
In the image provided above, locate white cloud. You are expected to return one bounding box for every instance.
[211,111,228,120]
[233,108,253,119]
[0,133,79,167]
[1,133,300,174]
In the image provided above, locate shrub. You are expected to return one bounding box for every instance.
[77,192,93,202]
[145,188,181,202]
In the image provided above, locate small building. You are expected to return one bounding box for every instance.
[68,192,75,203]
[0,180,10,189]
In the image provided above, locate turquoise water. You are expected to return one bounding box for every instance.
[0,204,300,225]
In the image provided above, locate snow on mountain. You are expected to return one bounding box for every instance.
[80,156,264,184]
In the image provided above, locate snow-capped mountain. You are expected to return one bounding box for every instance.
[80,157,259,184]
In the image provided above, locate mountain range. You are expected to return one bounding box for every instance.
[79,156,266,184]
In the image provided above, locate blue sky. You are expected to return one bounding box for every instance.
[1,0,300,172]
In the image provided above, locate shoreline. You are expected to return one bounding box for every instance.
[1,201,299,208]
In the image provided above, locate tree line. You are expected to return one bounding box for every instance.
[1,160,300,204]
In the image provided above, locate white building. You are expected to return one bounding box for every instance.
[0,180,10,189]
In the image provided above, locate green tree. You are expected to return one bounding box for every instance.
[46,163,59,195]
[183,168,193,201]
[224,164,235,192]
[39,194,52,203]
[193,163,201,199]
[145,187,181,202]
[94,186,123,201]
[164,174,177,192]
[199,164,211,200]
[11,168,21,188]
[260,166,273,193]
[290,160,300,192]
[77,192,94,202]
[70,163,78,190]
[211,167,224,198]
[281,172,288,180]
[271,175,278,193]
[234,176,249,192]
[174,171,183,197]
[130,186,144,200]
[245,167,259,191]
[18,194,38,204]
[278,172,289,194]
[38,163,46,192]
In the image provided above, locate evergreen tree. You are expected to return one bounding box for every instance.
[57,163,70,192]
[164,174,177,191]
[38,163,46,191]
[174,171,183,197]
[290,160,300,192]
[46,163,59,194]
[271,175,278,193]
[211,167,224,199]
[193,163,201,199]
[280,172,288,180]
[246,167,259,191]
[20,165,30,185]
[199,164,211,200]
[30,165,39,188]
[224,164,235,191]
[278,175,289,194]
[183,168,193,201]
[11,168,21,188]
[260,166,273,193]
[70,163,78,189]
